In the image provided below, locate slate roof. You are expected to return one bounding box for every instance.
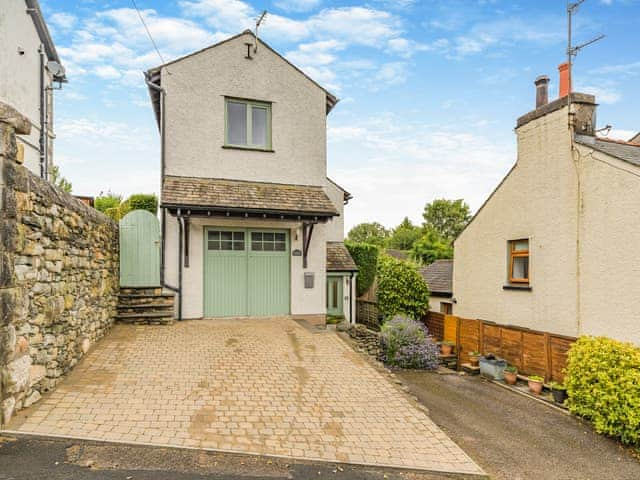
[419,259,453,295]
[161,176,339,217]
[575,135,640,167]
[327,242,358,272]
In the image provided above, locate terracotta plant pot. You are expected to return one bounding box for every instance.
[469,355,480,367]
[440,343,453,356]
[503,371,518,385]
[528,379,544,394]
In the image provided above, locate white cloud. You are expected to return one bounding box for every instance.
[373,62,408,87]
[578,84,622,104]
[442,17,564,57]
[55,8,215,87]
[590,61,640,78]
[181,1,403,47]
[50,12,77,30]
[93,65,122,80]
[328,115,515,229]
[274,0,321,12]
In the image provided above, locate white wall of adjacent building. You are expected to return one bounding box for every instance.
[453,98,640,345]
[0,0,55,175]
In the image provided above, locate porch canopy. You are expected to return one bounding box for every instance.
[161,175,339,221]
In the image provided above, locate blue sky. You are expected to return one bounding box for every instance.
[41,0,639,230]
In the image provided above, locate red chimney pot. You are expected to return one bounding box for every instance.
[558,62,570,98]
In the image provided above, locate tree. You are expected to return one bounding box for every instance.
[387,217,422,251]
[347,222,390,247]
[410,227,453,265]
[95,193,122,213]
[376,255,430,320]
[49,165,72,193]
[422,199,471,243]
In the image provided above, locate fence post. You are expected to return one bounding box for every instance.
[478,320,485,355]
[544,332,551,383]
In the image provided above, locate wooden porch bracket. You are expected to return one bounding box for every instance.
[302,222,315,269]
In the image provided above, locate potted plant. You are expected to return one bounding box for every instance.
[440,341,454,356]
[468,351,481,366]
[503,365,518,385]
[550,382,568,404]
[527,375,544,394]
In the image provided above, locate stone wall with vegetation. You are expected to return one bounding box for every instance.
[0,103,119,425]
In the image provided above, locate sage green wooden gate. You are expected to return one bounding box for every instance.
[119,210,160,287]
[204,228,290,317]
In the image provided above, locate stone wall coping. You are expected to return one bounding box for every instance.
[0,102,31,135]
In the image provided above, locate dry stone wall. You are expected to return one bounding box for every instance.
[0,102,119,425]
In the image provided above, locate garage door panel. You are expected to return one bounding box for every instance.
[204,253,248,317]
[248,254,290,316]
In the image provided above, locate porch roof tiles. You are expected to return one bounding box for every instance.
[327,242,358,272]
[161,175,339,217]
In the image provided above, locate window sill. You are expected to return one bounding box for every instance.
[222,145,275,153]
[503,285,532,291]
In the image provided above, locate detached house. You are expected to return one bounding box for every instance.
[145,31,357,322]
[0,0,66,177]
[453,64,640,345]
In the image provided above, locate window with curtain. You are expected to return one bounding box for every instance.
[225,98,271,149]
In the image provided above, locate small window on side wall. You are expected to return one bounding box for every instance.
[225,98,271,150]
[509,239,529,284]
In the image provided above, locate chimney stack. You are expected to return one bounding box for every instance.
[558,62,570,97]
[534,75,550,108]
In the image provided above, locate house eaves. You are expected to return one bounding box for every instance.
[25,0,66,82]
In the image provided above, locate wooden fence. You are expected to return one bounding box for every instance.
[356,300,382,331]
[453,317,575,382]
[422,312,459,344]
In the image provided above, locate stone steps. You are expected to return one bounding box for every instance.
[116,287,175,325]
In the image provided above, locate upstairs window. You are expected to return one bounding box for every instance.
[225,98,271,150]
[508,239,529,284]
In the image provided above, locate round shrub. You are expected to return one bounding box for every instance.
[345,241,379,297]
[380,317,439,369]
[565,336,640,446]
[376,255,430,320]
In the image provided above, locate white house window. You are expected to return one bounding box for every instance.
[508,239,529,284]
[225,98,271,149]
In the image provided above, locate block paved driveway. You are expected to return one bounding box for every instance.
[5,317,482,475]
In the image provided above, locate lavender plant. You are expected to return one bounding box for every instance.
[380,317,439,370]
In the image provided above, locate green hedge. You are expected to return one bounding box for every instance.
[565,336,640,446]
[345,241,379,297]
[127,194,158,214]
[376,255,430,320]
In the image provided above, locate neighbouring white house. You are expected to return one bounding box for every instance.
[419,259,453,314]
[145,30,357,322]
[0,0,66,177]
[453,63,640,345]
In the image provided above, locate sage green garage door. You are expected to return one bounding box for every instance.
[204,228,290,317]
